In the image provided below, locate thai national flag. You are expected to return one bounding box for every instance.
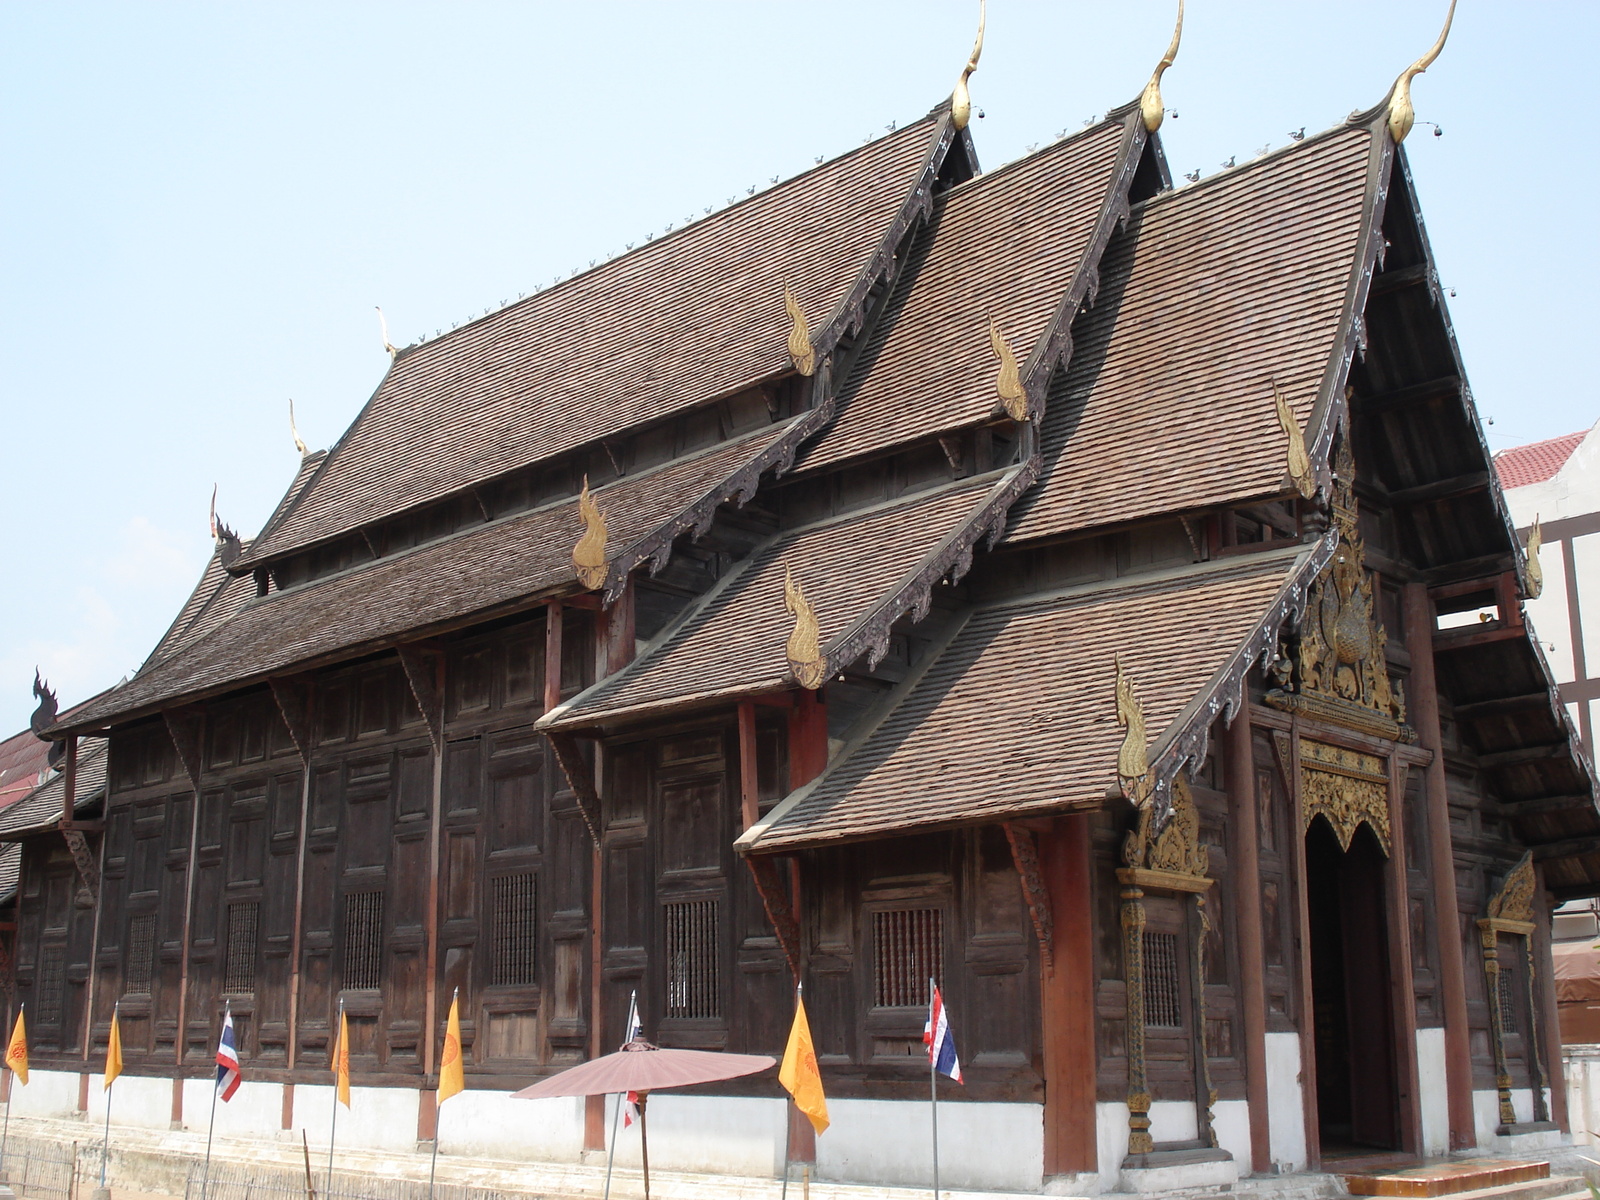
[215,1009,241,1102]
[923,981,962,1084]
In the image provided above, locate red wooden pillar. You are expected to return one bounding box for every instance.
[1534,864,1570,1132]
[782,689,827,1165]
[1038,813,1097,1176]
[1225,711,1271,1173]
[1403,582,1476,1149]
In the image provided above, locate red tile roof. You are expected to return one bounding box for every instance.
[1495,432,1586,490]
[0,729,52,813]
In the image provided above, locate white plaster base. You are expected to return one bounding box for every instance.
[1263,1031,1307,1174]
[1211,1099,1252,1176]
[1471,1087,1551,1149]
[1416,1028,1449,1157]
[815,1098,1042,1192]
[89,1074,172,1132]
[1118,1154,1237,1195]
[6,1069,79,1120]
[1095,1103,1130,1194]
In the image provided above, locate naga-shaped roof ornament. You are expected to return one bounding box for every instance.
[1273,381,1315,499]
[1385,0,1456,144]
[376,306,398,359]
[573,476,609,590]
[1115,657,1152,805]
[1140,0,1183,133]
[30,670,58,737]
[988,315,1027,421]
[1524,516,1544,600]
[784,563,826,690]
[289,398,309,458]
[784,285,816,377]
[950,0,985,133]
[209,485,244,568]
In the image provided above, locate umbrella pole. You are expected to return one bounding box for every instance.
[638,1094,650,1200]
[602,1094,623,1200]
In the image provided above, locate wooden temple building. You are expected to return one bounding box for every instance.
[10,6,1597,1192]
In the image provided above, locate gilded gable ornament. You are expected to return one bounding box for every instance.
[1267,436,1412,742]
[1139,0,1183,134]
[573,476,609,590]
[950,0,985,132]
[1384,0,1456,145]
[784,285,816,377]
[1273,381,1315,499]
[1524,517,1544,600]
[988,316,1027,421]
[1487,852,1536,927]
[1123,774,1208,883]
[1115,658,1152,805]
[784,564,827,690]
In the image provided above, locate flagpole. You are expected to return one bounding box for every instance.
[2,1001,22,1180]
[326,997,342,1200]
[428,987,457,1200]
[101,1002,118,1189]
[929,980,939,1200]
[780,980,801,1200]
[202,1002,228,1200]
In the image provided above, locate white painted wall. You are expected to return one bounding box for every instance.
[88,1073,171,1132]
[1263,1032,1306,1173]
[1416,1027,1450,1156]
[1094,1102,1129,1194]
[1211,1099,1252,1174]
[7,1068,78,1119]
[815,1098,1042,1192]
[1564,1046,1600,1149]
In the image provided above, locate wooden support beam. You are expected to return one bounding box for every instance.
[1451,693,1553,722]
[1357,374,1463,416]
[1476,743,1571,770]
[738,701,760,833]
[1404,582,1477,1149]
[1534,863,1571,1133]
[546,732,601,845]
[1433,624,1527,652]
[396,643,445,752]
[268,674,315,1071]
[163,705,206,1071]
[1425,552,1517,587]
[1384,471,1490,508]
[544,600,565,715]
[1530,836,1600,863]
[1493,794,1597,819]
[1038,814,1096,1176]
[1366,262,1432,296]
[1226,711,1271,1172]
[1385,756,1423,1155]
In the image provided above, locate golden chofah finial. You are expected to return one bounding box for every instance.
[784,563,827,690]
[1115,656,1151,803]
[1140,0,1183,133]
[1525,515,1544,600]
[1272,381,1314,499]
[573,476,609,590]
[289,398,309,458]
[1386,0,1456,144]
[784,285,816,377]
[988,315,1027,421]
[951,0,986,132]
[376,306,398,359]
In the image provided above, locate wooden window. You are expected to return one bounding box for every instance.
[664,898,719,1019]
[223,902,259,995]
[1497,968,1518,1035]
[491,873,538,987]
[1142,930,1182,1028]
[37,945,65,1026]
[343,890,385,991]
[125,914,156,994]
[873,908,943,1008]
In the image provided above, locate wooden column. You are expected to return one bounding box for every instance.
[544,600,565,715]
[1384,756,1423,1155]
[1534,866,1570,1132]
[1038,813,1097,1176]
[1225,712,1271,1173]
[1403,582,1476,1149]
[1284,721,1321,1168]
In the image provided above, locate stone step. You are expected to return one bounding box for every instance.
[1344,1159,1551,1198]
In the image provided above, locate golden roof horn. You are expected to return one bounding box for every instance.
[289,398,309,458]
[573,476,609,590]
[1385,0,1456,144]
[1140,0,1183,133]
[1272,381,1314,499]
[988,316,1027,421]
[951,0,986,132]
[784,285,816,377]
[1524,516,1544,600]
[784,563,826,690]
[1115,656,1151,804]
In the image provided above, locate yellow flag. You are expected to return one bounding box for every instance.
[333,1009,351,1109]
[104,1009,123,1090]
[5,1010,27,1086]
[778,997,828,1135]
[437,994,463,1106]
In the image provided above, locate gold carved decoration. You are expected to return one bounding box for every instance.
[1273,381,1314,499]
[1385,0,1456,145]
[784,564,826,690]
[784,285,816,377]
[1139,0,1183,134]
[289,398,309,458]
[988,316,1027,421]
[1487,851,1536,928]
[1115,658,1152,805]
[573,476,609,590]
[950,0,986,132]
[1299,738,1390,855]
[1478,851,1550,1129]
[1122,775,1210,889]
[1524,517,1544,600]
[1266,436,1412,742]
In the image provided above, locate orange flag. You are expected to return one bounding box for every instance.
[332,1007,351,1109]
[6,1009,27,1086]
[778,996,828,1135]
[437,993,463,1106]
[104,1007,123,1090]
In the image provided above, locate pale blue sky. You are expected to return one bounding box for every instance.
[2,1,1595,735]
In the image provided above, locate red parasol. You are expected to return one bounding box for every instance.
[512,1040,776,1200]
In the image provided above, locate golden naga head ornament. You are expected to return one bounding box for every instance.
[784,285,816,377]
[951,0,986,132]
[1524,515,1544,600]
[988,315,1027,421]
[1114,656,1151,802]
[1272,381,1315,499]
[784,563,827,690]
[1140,0,1184,134]
[573,476,609,590]
[1385,0,1456,144]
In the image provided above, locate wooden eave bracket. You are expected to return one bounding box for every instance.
[62,827,99,904]
[545,730,602,845]
[396,642,446,752]
[162,705,206,792]
[268,674,315,763]
[1003,822,1053,970]
[744,854,802,980]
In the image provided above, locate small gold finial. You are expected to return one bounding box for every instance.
[573,476,609,590]
[784,285,816,377]
[1140,0,1183,133]
[988,316,1027,421]
[784,563,826,690]
[376,306,398,359]
[1525,515,1544,600]
[951,0,986,132]
[289,398,309,458]
[1273,381,1314,499]
[1386,0,1456,144]
[208,483,219,542]
[1115,657,1151,803]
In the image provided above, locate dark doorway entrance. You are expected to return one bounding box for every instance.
[1306,818,1399,1153]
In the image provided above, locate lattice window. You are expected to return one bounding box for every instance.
[343,890,384,991]
[223,902,259,995]
[491,873,537,987]
[37,945,65,1026]
[125,914,156,994]
[664,898,719,1019]
[1497,968,1518,1034]
[873,908,943,1008]
[1142,931,1183,1028]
